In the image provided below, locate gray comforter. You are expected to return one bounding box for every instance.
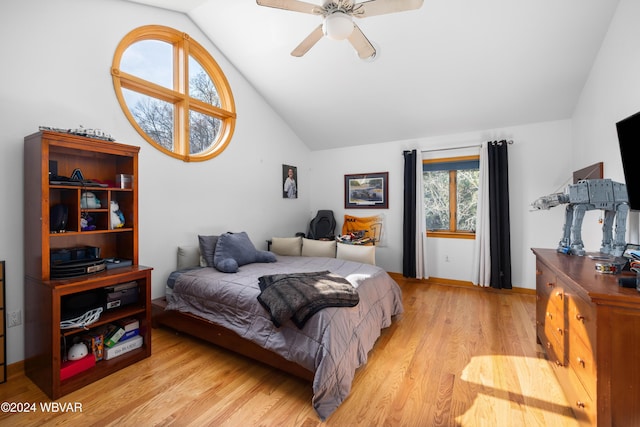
[165,255,403,420]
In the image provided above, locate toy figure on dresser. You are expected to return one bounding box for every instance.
[531,178,629,256]
[110,201,125,229]
[81,213,96,231]
[67,342,88,361]
[80,192,101,209]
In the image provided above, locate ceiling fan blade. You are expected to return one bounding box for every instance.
[355,0,424,18]
[256,0,323,15]
[347,24,376,60]
[291,25,324,57]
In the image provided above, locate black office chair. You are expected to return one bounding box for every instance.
[307,210,336,240]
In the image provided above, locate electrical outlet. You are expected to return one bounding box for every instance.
[7,310,22,328]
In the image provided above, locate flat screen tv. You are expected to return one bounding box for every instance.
[616,111,640,211]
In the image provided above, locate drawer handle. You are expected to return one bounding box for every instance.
[556,328,563,335]
[546,282,555,288]
[576,314,585,322]
[547,342,552,349]
[546,312,553,319]
[555,291,563,300]
[576,401,585,409]
[555,360,563,367]
[577,357,585,368]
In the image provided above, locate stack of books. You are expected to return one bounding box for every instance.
[102,318,143,360]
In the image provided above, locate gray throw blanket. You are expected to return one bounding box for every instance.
[257,270,359,328]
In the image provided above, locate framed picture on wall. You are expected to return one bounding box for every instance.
[283,164,298,199]
[344,172,388,209]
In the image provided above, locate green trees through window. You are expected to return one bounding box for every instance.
[423,157,479,235]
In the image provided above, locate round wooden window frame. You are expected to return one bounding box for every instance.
[111,25,236,162]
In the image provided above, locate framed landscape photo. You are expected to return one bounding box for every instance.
[344,172,388,209]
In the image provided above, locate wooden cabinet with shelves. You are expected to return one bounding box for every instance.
[24,130,151,399]
[533,248,640,426]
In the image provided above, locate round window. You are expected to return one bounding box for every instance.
[112,25,236,161]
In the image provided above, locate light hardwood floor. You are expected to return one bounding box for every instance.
[0,279,579,426]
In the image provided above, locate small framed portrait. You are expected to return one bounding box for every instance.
[283,164,298,199]
[344,172,388,209]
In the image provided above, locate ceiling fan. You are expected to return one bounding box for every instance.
[256,0,424,60]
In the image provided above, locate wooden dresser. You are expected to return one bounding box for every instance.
[533,248,640,426]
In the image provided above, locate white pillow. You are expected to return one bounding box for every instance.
[336,243,376,265]
[270,236,302,256]
[177,245,201,269]
[302,238,337,258]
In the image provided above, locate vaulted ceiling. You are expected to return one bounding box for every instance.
[123,0,620,150]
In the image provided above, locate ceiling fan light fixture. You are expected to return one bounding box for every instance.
[323,12,354,41]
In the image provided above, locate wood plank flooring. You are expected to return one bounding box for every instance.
[0,278,578,426]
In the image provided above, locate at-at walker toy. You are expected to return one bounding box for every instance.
[531,179,629,256]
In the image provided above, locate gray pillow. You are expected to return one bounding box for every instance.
[214,232,276,273]
[198,235,219,267]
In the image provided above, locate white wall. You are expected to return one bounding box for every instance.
[309,119,573,287]
[0,0,310,364]
[572,0,640,248]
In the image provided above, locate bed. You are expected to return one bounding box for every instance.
[152,237,403,420]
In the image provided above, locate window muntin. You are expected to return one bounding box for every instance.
[112,25,236,161]
[423,156,479,237]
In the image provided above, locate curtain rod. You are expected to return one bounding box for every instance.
[417,139,513,154]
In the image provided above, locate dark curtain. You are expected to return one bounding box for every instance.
[488,141,512,289]
[403,150,417,278]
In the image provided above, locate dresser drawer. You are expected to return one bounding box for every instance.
[567,292,596,352]
[552,361,596,427]
[568,329,596,399]
[544,310,565,350]
[543,329,566,367]
[536,261,557,300]
[536,261,561,347]
[536,263,551,342]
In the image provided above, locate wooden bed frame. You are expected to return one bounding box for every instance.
[151,297,314,381]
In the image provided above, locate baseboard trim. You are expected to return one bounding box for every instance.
[387,272,535,295]
[7,360,24,378]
